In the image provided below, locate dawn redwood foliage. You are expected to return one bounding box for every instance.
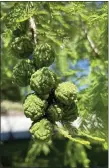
[1,2,108,167]
[2,0,107,143]
[11,20,79,141]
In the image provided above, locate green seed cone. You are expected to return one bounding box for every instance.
[23,94,47,121]
[13,21,29,37]
[30,118,53,141]
[33,43,55,68]
[47,104,63,122]
[30,67,58,96]
[11,36,34,59]
[62,103,78,122]
[12,59,35,87]
[55,82,77,105]
[4,2,36,29]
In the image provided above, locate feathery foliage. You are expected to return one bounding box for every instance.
[1,1,108,167]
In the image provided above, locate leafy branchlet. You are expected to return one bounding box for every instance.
[8,2,105,145]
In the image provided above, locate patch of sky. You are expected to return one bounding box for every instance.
[28,54,33,60]
[50,58,90,77]
[69,58,90,71]
[77,61,90,90]
[69,59,90,89]
[49,59,90,91]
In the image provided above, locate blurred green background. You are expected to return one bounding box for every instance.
[1,2,108,168]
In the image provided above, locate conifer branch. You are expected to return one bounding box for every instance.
[82,24,100,57]
[56,123,90,146]
[78,131,105,142]
[79,15,100,57]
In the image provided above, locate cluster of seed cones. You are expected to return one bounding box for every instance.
[11,34,78,141]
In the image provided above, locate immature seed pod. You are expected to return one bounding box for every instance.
[11,36,34,59]
[62,103,78,122]
[12,59,35,87]
[47,104,63,122]
[30,118,53,141]
[13,21,29,37]
[33,43,55,68]
[23,94,47,121]
[55,82,77,105]
[4,2,36,29]
[30,67,58,96]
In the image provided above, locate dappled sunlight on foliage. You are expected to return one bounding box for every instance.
[1,1,108,168]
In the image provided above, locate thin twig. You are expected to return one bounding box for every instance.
[82,24,99,57]
[29,17,37,44]
[79,16,100,57]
